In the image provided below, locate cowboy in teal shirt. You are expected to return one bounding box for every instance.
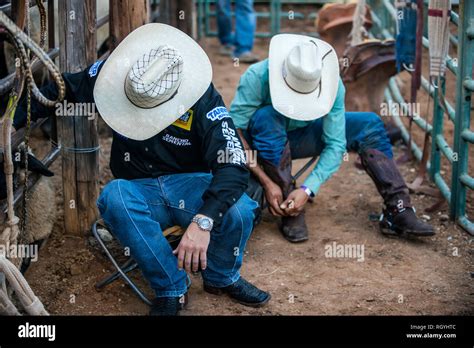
[231,59,347,197]
[231,34,434,243]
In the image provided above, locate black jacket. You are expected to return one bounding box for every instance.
[14,61,250,226]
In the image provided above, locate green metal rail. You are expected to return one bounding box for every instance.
[368,0,474,234]
[196,0,343,39]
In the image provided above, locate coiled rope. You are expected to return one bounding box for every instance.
[0,1,65,315]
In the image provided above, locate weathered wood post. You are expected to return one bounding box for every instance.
[158,0,195,36]
[58,0,98,235]
[109,0,150,49]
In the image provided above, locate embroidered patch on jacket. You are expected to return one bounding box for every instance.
[89,60,104,77]
[172,109,193,131]
[206,106,230,121]
[162,133,192,146]
[221,121,246,165]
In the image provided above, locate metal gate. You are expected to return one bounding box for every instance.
[367,0,474,234]
[195,0,342,39]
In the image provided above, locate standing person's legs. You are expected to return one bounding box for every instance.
[159,172,270,306]
[234,0,259,62]
[234,0,256,55]
[216,0,234,53]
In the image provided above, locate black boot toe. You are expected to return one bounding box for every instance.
[204,277,271,308]
[380,208,435,237]
[149,293,188,316]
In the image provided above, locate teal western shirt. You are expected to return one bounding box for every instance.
[230,59,347,196]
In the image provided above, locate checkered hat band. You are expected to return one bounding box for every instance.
[125,45,184,108]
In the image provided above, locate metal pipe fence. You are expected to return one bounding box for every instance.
[368,0,473,234]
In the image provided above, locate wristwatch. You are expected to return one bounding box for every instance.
[192,215,214,232]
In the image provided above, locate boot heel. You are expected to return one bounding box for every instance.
[203,284,224,296]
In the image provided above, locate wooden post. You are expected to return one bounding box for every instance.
[58,0,98,235]
[158,0,195,36]
[109,0,150,49]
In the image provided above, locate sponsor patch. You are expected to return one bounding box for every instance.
[206,106,230,121]
[162,133,192,146]
[221,121,246,165]
[172,109,193,131]
[89,60,104,77]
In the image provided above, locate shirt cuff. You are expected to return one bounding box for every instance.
[303,174,323,197]
[197,198,226,227]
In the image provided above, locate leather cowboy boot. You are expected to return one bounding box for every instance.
[260,143,309,242]
[360,149,435,237]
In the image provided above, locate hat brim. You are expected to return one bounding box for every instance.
[94,23,212,141]
[269,34,340,121]
[322,16,372,33]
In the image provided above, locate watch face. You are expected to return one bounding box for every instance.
[200,218,211,230]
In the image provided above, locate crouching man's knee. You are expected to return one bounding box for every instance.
[360,112,393,158]
[97,179,135,216]
[219,193,258,236]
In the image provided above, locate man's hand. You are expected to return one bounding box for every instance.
[280,188,309,216]
[263,180,287,216]
[173,220,211,273]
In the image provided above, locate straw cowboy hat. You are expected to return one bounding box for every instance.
[94,23,212,141]
[269,34,340,121]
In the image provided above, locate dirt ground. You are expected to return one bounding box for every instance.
[22,15,474,315]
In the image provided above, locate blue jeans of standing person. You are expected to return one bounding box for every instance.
[245,106,393,165]
[217,0,256,56]
[97,173,258,298]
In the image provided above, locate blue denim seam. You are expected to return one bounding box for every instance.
[163,175,211,215]
[117,180,181,295]
[201,203,244,288]
[203,270,241,288]
[230,204,244,276]
[156,177,170,206]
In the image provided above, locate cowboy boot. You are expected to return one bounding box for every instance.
[260,143,309,243]
[360,149,435,237]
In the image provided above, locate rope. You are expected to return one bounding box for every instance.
[0,1,64,315]
[49,139,101,154]
[0,256,48,315]
[349,0,367,46]
[428,0,451,79]
[0,10,65,107]
[20,3,33,238]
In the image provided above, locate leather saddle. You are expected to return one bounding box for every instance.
[340,39,397,83]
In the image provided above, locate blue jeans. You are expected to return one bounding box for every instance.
[217,0,256,56]
[246,106,393,164]
[97,173,258,298]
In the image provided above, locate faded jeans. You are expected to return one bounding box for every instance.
[245,106,393,165]
[97,173,258,298]
[217,0,256,56]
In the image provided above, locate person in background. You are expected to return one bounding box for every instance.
[216,0,259,63]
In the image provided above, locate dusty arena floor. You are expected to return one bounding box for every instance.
[24,35,474,316]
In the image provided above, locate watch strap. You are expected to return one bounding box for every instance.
[300,185,315,198]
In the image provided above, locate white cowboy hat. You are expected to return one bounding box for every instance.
[94,23,212,141]
[269,34,340,121]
